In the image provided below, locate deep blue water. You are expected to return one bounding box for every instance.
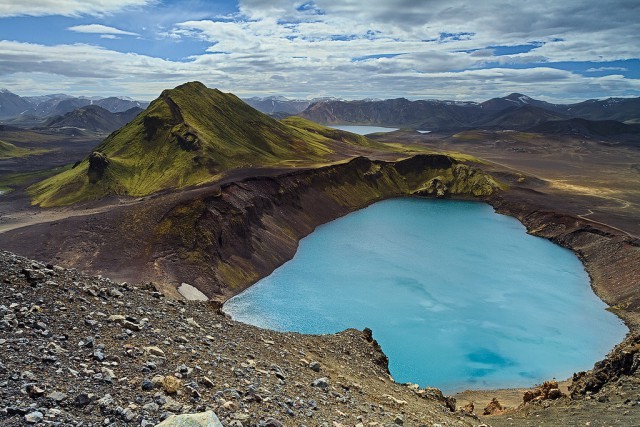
[224,198,627,392]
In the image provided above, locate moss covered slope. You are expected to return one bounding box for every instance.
[0,139,48,159]
[29,82,379,207]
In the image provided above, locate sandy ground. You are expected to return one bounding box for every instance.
[453,380,572,415]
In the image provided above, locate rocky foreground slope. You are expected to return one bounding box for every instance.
[0,250,477,427]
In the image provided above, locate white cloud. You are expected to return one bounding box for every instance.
[0,40,217,82]
[586,66,628,73]
[0,0,638,102]
[0,0,154,17]
[234,0,640,62]
[68,24,139,36]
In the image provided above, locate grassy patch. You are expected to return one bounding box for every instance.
[0,139,50,159]
[0,164,72,193]
[451,130,492,141]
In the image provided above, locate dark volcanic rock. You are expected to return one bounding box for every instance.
[570,333,640,397]
[88,151,110,182]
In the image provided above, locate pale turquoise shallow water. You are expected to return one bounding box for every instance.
[224,198,627,392]
[329,125,398,134]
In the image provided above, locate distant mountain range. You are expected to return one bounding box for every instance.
[298,93,640,132]
[3,88,639,138]
[42,105,144,133]
[0,89,149,120]
[242,96,340,115]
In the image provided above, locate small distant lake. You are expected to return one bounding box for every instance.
[330,125,398,135]
[224,198,626,392]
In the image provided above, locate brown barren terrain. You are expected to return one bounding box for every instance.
[1,128,640,425]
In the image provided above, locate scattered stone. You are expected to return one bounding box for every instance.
[24,411,44,424]
[26,384,45,397]
[35,321,47,330]
[79,336,95,348]
[22,269,46,282]
[483,397,505,415]
[163,375,182,394]
[41,354,57,363]
[47,391,68,402]
[145,346,165,357]
[162,398,183,413]
[121,407,136,422]
[309,361,321,372]
[141,379,155,390]
[97,394,114,407]
[93,349,106,361]
[186,317,202,329]
[108,288,124,298]
[523,380,566,403]
[143,402,159,412]
[155,411,223,427]
[108,314,126,323]
[101,366,116,382]
[312,377,329,389]
[177,283,209,301]
[151,374,166,387]
[47,408,62,419]
[74,393,92,407]
[122,319,141,331]
[383,394,407,406]
[271,364,286,380]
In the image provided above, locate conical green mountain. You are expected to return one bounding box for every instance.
[29,82,377,207]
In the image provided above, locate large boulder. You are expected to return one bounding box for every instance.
[523,380,566,403]
[155,411,222,427]
[483,397,505,415]
[88,151,110,183]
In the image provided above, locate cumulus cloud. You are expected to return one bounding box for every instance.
[0,40,215,80]
[68,24,140,36]
[0,0,154,17]
[586,66,628,72]
[235,0,640,61]
[0,0,638,101]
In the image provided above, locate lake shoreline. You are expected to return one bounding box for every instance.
[223,197,626,393]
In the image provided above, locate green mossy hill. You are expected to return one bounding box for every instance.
[0,139,41,159]
[29,82,378,207]
[280,116,372,146]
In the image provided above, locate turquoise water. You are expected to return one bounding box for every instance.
[330,125,398,135]
[224,198,627,392]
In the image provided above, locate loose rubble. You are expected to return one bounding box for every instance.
[522,380,565,404]
[0,251,470,426]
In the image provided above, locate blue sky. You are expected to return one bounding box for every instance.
[0,0,638,102]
